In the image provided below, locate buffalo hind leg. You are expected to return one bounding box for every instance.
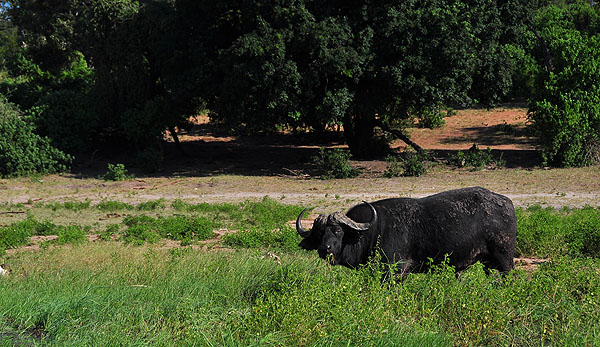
[487,250,514,275]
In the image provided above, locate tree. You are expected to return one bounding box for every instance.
[528,2,600,166]
[5,0,191,161]
[178,0,522,157]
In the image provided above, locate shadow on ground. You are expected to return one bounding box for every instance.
[70,122,542,179]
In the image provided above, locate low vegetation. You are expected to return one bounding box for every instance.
[101,163,133,182]
[1,199,600,345]
[446,144,504,170]
[385,151,429,178]
[312,147,361,179]
[1,245,599,346]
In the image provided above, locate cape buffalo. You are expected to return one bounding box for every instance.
[296,187,517,275]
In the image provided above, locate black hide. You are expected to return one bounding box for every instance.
[299,187,517,274]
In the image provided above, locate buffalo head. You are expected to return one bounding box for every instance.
[296,201,377,264]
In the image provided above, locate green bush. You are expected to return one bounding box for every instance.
[102,163,132,181]
[53,225,88,245]
[447,144,499,169]
[0,96,72,177]
[383,155,403,178]
[26,88,97,154]
[0,221,32,249]
[414,106,446,129]
[385,151,428,177]
[516,206,600,258]
[528,4,600,167]
[312,147,360,179]
[401,151,427,177]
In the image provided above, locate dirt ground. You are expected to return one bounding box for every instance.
[1,106,598,210]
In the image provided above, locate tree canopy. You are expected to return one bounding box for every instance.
[0,0,598,174]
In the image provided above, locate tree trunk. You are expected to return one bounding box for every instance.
[343,113,380,158]
[169,126,187,156]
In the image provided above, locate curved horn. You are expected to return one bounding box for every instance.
[335,201,377,231]
[296,207,312,238]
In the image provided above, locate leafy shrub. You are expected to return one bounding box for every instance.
[122,222,161,246]
[0,217,63,250]
[401,151,427,177]
[383,155,403,178]
[102,163,132,181]
[0,96,72,177]
[26,88,97,154]
[0,221,32,249]
[528,4,600,167]
[312,147,360,179]
[157,216,215,243]
[384,151,427,177]
[516,206,600,258]
[53,225,88,245]
[447,144,499,169]
[414,106,446,129]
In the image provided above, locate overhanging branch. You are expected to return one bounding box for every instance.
[376,121,424,153]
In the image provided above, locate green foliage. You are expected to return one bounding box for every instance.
[0,217,81,250]
[99,224,120,242]
[401,151,428,177]
[122,215,217,245]
[170,197,304,231]
[179,0,521,156]
[384,151,428,177]
[222,226,301,251]
[5,245,598,345]
[516,205,600,258]
[0,97,71,177]
[52,225,88,245]
[312,147,360,179]
[414,106,446,129]
[528,3,600,167]
[26,88,96,154]
[383,155,403,178]
[102,163,132,181]
[0,221,32,250]
[447,144,500,169]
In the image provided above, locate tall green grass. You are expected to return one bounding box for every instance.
[0,244,599,345]
[122,215,217,245]
[516,205,600,258]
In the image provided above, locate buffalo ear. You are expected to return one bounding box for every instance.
[299,238,319,250]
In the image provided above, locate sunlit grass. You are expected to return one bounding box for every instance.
[1,243,599,345]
